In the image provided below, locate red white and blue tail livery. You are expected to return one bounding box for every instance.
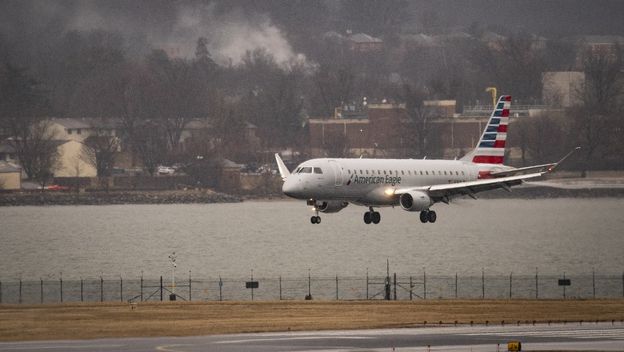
[276,95,579,225]
[464,95,511,164]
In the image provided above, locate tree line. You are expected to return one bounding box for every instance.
[1,1,624,185]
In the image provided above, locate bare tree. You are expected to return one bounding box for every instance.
[238,48,306,150]
[526,113,567,164]
[143,50,216,157]
[0,63,59,184]
[81,125,120,190]
[313,63,355,116]
[133,120,167,176]
[470,33,545,103]
[211,100,249,160]
[571,46,623,171]
[23,120,60,190]
[401,84,433,158]
[179,127,222,188]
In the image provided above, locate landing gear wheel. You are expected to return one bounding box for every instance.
[371,211,381,224]
[420,211,429,223]
[310,216,321,224]
[363,212,372,224]
[427,210,437,223]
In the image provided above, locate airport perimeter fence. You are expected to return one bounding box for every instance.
[0,271,623,304]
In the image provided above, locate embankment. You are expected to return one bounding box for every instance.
[0,190,241,206]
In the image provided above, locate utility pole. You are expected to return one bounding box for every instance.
[168,252,177,300]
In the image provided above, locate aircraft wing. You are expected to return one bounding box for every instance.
[490,147,581,178]
[489,163,555,177]
[393,172,545,201]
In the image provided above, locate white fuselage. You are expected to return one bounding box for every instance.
[282,158,507,206]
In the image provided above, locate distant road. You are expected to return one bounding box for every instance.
[0,323,622,351]
[528,177,624,189]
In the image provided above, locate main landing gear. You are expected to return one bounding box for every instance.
[363,207,381,224]
[420,210,437,223]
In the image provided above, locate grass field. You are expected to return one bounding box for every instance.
[1,299,623,341]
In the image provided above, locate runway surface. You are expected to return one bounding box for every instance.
[0,322,622,351]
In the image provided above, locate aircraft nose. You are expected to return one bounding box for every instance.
[282,178,300,198]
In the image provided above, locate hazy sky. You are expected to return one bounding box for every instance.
[1,0,623,67]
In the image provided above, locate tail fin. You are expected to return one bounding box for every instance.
[461,95,511,164]
[274,153,290,181]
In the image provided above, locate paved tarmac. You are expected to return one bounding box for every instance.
[0,322,622,351]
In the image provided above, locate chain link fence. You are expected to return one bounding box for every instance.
[1,271,623,304]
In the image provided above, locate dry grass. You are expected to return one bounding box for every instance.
[0,299,623,341]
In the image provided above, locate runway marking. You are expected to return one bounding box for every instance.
[155,344,195,352]
[460,327,624,340]
[217,336,373,344]
[225,324,624,338]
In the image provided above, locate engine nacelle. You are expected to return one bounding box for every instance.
[317,201,349,213]
[399,191,432,212]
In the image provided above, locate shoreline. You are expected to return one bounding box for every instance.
[0,189,243,206]
[2,185,624,206]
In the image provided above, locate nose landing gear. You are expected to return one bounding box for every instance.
[419,210,437,223]
[363,207,381,224]
[311,204,321,224]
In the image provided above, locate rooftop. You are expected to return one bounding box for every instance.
[0,161,21,173]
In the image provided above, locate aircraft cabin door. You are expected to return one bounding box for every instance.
[328,160,343,187]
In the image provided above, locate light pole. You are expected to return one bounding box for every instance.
[168,252,177,300]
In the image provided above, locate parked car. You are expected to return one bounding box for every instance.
[157,165,176,175]
[45,184,70,191]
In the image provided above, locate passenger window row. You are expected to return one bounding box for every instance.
[346,169,466,176]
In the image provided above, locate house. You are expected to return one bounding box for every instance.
[179,118,261,153]
[348,33,383,52]
[0,161,21,190]
[52,140,97,177]
[576,35,624,55]
[0,142,18,163]
[48,118,93,142]
[323,31,384,53]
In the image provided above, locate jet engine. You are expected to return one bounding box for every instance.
[317,201,349,213]
[399,191,432,212]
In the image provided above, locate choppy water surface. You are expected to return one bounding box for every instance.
[1,199,623,279]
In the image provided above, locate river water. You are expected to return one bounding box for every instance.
[1,199,623,281]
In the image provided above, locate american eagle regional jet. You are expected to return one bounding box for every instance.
[275,95,578,224]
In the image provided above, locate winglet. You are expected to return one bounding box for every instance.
[548,146,581,172]
[274,153,290,181]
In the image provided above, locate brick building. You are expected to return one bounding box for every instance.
[309,101,500,160]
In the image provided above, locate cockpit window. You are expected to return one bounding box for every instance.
[301,167,312,173]
[295,167,302,173]
[313,167,323,174]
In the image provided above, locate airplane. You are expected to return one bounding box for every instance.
[275,95,579,224]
